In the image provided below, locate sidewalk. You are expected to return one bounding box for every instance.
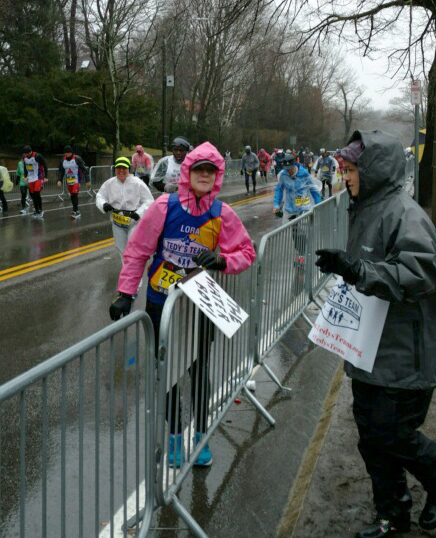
[288,369,436,538]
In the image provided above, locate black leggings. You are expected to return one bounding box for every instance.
[0,190,7,212]
[30,191,42,211]
[244,170,256,192]
[146,301,211,434]
[20,186,28,209]
[71,193,79,212]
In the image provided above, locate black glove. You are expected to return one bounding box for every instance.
[240,170,243,176]
[109,293,133,320]
[315,249,361,285]
[193,249,227,270]
[103,203,113,213]
[131,211,140,221]
[275,209,283,218]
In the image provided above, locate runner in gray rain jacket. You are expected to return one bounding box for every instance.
[315,130,436,538]
[240,146,259,194]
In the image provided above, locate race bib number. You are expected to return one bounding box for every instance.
[322,166,329,172]
[26,164,34,171]
[295,197,310,207]
[156,262,185,293]
[66,176,76,184]
[112,212,131,229]
[137,166,145,173]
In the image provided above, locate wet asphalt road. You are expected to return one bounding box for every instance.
[0,180,343,538]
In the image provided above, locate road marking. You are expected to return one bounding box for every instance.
[1,193,273,281]
[276,364,344,538]
[0,239,115,281]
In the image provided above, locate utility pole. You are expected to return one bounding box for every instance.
[161,40,167,157]
[411,78,421,202]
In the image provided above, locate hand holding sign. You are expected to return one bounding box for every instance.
[193,249,227,271]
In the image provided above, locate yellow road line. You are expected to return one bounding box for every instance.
[0,238,114,276]
[1,192,273,281]
[0,241,115,282]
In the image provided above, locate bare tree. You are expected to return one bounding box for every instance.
[386,83,428,127]
[269,0,436,212]
[334,75,371,144]
[75,0,161,158]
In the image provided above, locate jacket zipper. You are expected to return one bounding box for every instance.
[413,321,420,370]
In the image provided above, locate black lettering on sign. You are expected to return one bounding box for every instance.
[205,274,229,322]
[227,298,243,324]
[195,281,215,318]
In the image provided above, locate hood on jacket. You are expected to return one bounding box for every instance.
[347,130,405,203]
[179,142,225,210]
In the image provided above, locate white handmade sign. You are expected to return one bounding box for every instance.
[177,269,248,338]
[308,277,390,372]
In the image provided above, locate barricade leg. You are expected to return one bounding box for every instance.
[242,385,276,425]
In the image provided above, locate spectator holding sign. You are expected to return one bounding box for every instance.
[315,130,436,538]
[109,141,255,467]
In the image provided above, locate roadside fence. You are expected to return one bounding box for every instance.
[1,191,349,537]
[0,311,155,538]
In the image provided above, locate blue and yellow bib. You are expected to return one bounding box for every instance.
[147,193,222,304]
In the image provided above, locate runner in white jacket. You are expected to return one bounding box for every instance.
[96,156,154,260]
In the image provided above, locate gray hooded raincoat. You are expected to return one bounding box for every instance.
[344,130,436,389]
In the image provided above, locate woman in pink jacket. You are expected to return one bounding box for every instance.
[110,141,255,466]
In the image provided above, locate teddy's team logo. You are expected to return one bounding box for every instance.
[321,282,362,331]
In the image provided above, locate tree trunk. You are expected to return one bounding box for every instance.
[421,49,436,216]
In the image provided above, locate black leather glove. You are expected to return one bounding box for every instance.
[109,293,133,320]
[103,203,113,213]
[275,209,283,218]
[240,170,243,176]
[131,212,140,221]
[193,249,227,270]
[315,249,361,285]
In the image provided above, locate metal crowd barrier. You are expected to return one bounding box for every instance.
[1,190,349,537]
[254,191,349,387]
[5,167,95,206]
[0,311,155,538]
[150,261,274,538]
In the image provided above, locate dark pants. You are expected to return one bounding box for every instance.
[71,193,79,212]
[244,170,257,192]
[352,379,436,519]
[0,190,8,212]
[30,191,42,211]
[20,186,28,209]
[146,301,210,434]
[321,178,332,197]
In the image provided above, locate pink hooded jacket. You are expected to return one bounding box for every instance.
[118,141,256,295]
[257,149,271,171]
[132,145,151,170]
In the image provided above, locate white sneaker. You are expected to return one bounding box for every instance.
[20,208,27,214]
[71,210,81,219]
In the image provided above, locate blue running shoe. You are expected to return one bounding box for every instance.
[193,432,213,467]
[168,434,184,468]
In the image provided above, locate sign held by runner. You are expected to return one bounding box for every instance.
[177,269,248,338]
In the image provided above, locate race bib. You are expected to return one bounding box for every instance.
[295,197,310,207]
[66,176,76,184]
[156,261,186,293]
[112,212,131,229]
[137,166,145,173]
[26,164,34,171]
[322,166,329,172]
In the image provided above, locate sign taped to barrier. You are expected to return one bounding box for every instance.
[177,269,248,338]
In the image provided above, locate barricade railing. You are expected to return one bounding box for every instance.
[309,195,341,303]
[254,191,349,387]
[0,311,155,538]
[5,167,95,206]
[151,260,274,538]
